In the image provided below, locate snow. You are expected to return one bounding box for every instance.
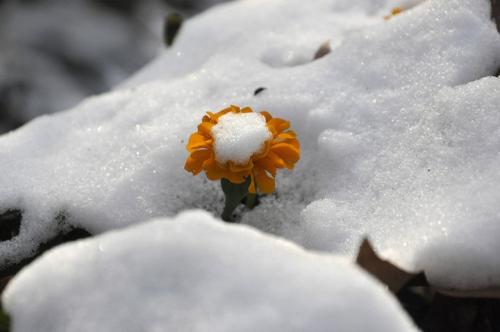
[0,0,230,131]
[0,0,499,291]
[0,0,160,125]
[212,111,271,164]
[2,211,417,332]
[299,76,500,290]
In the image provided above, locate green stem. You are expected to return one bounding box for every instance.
[245,193,257,209]
[220,177,251,222]
[221,205,237,222]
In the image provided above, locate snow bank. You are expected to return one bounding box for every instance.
[2,211,417,332]
[0,0,499,290]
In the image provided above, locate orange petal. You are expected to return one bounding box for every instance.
[240,107,253,113]
[187,133,212,151]
[285,137,300,149]
[206,169,224,181]
[260,111,272,122]
[203,156,223,179]
[248,173,256,194]
[276,131,296,140]
[191,149,211,161]
[254,167,275,193]
[204,157,246,183]
[184,156,203,175]
[197,122,214,136]
[264,150,286,169]
[213,106,236,120]
[230,105,240,112]
[268,118,290,133]
[205,163,225,181]
[255,157,277,176]
[253,140,271,159]
[270,143,300,169]
[273,131,299,148]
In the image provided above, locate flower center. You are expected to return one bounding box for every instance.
[211,112,272,165]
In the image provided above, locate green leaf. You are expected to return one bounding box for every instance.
[244,193,258,209]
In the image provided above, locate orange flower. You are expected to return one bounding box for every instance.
[185,105,300,194]
[384,7,403,20]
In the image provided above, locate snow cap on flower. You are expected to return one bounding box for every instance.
[185,105,300,194]
[211,111,272,165]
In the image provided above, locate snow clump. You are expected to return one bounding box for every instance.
[212,111,271,164]
[2,211,418,332]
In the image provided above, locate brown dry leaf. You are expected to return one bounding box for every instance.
[356,238,423,293]
[313,41,331,60]
[356,238,500,299]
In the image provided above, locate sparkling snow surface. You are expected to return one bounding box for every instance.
[0,0,499,290]
[212,112,271,164]
[2,211,417,332]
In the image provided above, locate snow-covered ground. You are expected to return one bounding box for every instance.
[3,211,418,332]
[0,0,162,126]
[1,0,500,324]
[0,0,233,131]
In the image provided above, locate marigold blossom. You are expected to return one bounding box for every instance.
[185,105,300,194]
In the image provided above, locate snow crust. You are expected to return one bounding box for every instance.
[0,0,499,290]
[2,211,417,332]
[212,112,271,164]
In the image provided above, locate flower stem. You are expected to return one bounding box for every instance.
[220,177,251,222]
[245,193,257,209]
[221,205,236,222]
